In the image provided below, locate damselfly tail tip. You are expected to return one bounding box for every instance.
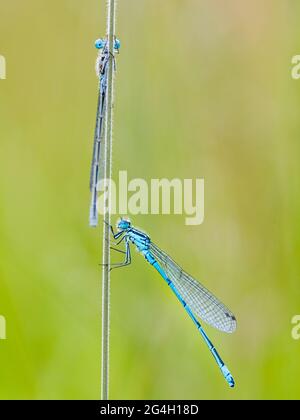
[221,365,235,388]
[89,203,99,227]
[89,215,98,228]
[227,375,235,388]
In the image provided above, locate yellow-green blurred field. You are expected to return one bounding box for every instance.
[1,0,300,400]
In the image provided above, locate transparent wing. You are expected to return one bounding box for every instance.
[90,89,101,190]
[89,71,107,191]
[90,54,108,191]
[150,242,236,333]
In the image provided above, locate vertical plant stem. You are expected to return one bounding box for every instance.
[101,0,116,401]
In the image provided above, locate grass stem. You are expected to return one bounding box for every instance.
[101,0,117,401]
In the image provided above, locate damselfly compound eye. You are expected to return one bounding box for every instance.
[114,39,121,51]
[95,38,105,49]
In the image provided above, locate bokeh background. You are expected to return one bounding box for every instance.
[1,0,300,400]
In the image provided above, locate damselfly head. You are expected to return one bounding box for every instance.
[117,218,131,231]
[95,38,120,52]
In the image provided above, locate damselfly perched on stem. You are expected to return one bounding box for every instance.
[89,37,120,227]
[107,219,237,388]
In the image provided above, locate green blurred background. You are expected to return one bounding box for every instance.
[1,0,300,400]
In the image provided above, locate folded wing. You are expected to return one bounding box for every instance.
[150,242,237,333]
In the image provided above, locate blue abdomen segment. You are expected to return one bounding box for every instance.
[144,251,235,388]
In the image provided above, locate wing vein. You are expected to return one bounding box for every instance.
[150,242,236,333]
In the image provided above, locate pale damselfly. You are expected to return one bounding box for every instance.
[89,37,120,227]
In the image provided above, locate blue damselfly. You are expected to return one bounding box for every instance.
[108,219,237,388]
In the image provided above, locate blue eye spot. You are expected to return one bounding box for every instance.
[114,39,121,51]
[95,38,105,49]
